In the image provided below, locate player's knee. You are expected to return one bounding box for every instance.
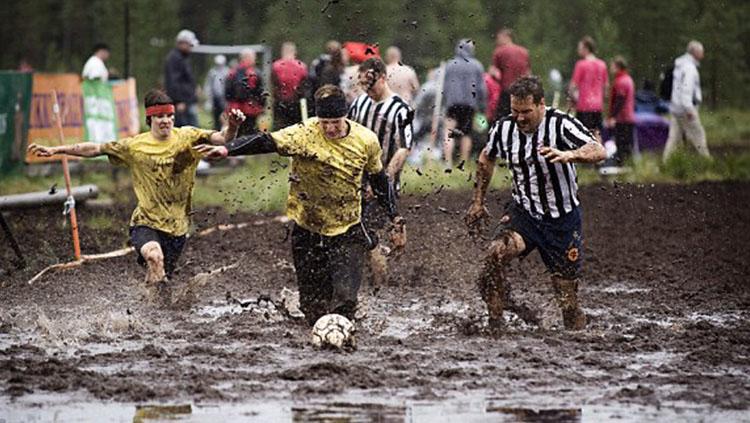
[488,232,523,262]
[141,242,164,265]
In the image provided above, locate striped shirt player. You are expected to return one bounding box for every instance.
[467,76,605,331]
[485,108,595,218]
[348,92,413,172]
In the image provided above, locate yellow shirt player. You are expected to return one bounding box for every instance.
[28,89,245,294]
[198,84,406,325]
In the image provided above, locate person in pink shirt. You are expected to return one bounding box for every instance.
[569,36,609,133]
[490,28,530,118]
[606,56,635,165]
[272,42,308,129]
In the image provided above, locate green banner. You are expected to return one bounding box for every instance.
[82,79,118,143]
[0,72,32,174]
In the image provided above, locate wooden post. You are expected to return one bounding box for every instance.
[52,90,82,260]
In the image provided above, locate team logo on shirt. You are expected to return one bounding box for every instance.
[567,247,579,262]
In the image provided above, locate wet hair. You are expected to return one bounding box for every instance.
[144,89,173,126]
[580,36,596,54]
[508,76,545,104]
[314,84,347,118]
[359,57,387,79]
[612,55,628,70]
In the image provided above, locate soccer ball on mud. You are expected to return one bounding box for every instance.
[311,314,356,349]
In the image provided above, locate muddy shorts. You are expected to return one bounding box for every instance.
[129,226,187,277]
[446,104,476,136]
[291,223,370,325]
[494,202,583,279]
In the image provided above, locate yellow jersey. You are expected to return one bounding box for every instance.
[101,126,214,236]
[271,118,383,236]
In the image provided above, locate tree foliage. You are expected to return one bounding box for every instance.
[1,0,748,107]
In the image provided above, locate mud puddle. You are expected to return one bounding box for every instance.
[2,393,747,422]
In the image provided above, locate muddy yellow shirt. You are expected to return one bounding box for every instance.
[271,118,383,236]
[100,126,214,236]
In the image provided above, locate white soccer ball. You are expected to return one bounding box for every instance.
[311,314,356,349]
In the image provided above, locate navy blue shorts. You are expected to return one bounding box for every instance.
[494,202,584,279]
[129,226,187,276]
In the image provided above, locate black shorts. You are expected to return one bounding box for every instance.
[494,202,583,279]
[576,111,603,133]
[129,226,187,276]
[446,104,475,135]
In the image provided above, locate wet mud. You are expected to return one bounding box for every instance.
[1,181,749,419]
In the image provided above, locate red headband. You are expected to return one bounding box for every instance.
[145,104,175,117]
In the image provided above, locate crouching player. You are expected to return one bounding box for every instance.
[197,85,406,325]
[28,89,245,295]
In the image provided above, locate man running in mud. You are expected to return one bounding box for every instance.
[465,76,606,330]
[348,57,414,286]
[28,89,245,297]
[197,85,406,325]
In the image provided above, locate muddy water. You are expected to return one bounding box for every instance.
[2,182,750,421]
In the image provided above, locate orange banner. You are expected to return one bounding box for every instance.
[26,73,84,163]
[112,78,140,138]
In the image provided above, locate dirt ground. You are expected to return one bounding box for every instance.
[1,181,749,420]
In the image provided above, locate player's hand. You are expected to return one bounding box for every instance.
[193,144,228,160]
[605,117,616,128]
[539,146,573,164]
[227,109,246,127]
[686,110,696,121]
[465,201,490,229]
[27,144,56,157]
[389,216,407,251]
[176,102,187,112]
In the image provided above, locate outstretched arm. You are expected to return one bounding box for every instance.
[194,131,278,159]
[539,142,606,164]
[27,142,104,158]
[208,109,245,144]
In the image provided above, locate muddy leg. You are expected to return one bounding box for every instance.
[553,276,587,330]
[368,245,389,287]
[141,241,165,285]
[478,231,525,328]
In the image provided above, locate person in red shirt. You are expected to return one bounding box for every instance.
[484,70,501,122]
[490,28,530,118]
[569,36,609,133]
[226,48,265,135]
[607,56,636,165]
[272,42,308,129]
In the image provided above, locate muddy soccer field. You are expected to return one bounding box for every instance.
[1,181,749,421]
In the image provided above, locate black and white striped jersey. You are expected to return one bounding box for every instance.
[348,93,414,168]
[484,107,596,219]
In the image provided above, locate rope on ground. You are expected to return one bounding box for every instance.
[27,215,290,285]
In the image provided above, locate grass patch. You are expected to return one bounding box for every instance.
[702,109,750,147]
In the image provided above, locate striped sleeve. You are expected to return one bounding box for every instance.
[559,115,595,151]
[483,120,502,160]
[396,108,414,150]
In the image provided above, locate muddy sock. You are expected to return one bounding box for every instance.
[478,257,506,325]
[554,278,587,330]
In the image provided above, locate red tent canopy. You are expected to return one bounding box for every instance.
[344,42,380,64]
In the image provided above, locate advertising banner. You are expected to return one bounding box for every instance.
[0,72,33,174]
[82,79,118,143]
[26,73,84,163]
[111,78,140,138]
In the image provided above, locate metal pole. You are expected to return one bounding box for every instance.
[0,213,25,269]
[52,90,82,260]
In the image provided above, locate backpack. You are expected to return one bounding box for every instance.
[659,64,674,101]
[225,66,264,103]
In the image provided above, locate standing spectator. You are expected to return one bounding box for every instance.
[203,55,229,131]
[663,40,710,161]
[307,40,341,112]
[606,56,636,165]
[385,46,420,105]
[484,68,501,122]
[226,48,265,136]
[491,28,530,118]
[82,43,110,81]
[442,39,487,167]
[272,42,307,129]
[569,36,609,133]
[165,29,199,127]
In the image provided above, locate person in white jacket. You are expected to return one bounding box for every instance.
[663,40,711,161]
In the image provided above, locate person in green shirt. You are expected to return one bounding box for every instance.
[28,89,244,295]
[197,84,406,325]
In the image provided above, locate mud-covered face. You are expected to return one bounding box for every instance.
[511,95,545,134]
[358,69,383,97]
[151,113,174,139]
[318,117,348,139]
